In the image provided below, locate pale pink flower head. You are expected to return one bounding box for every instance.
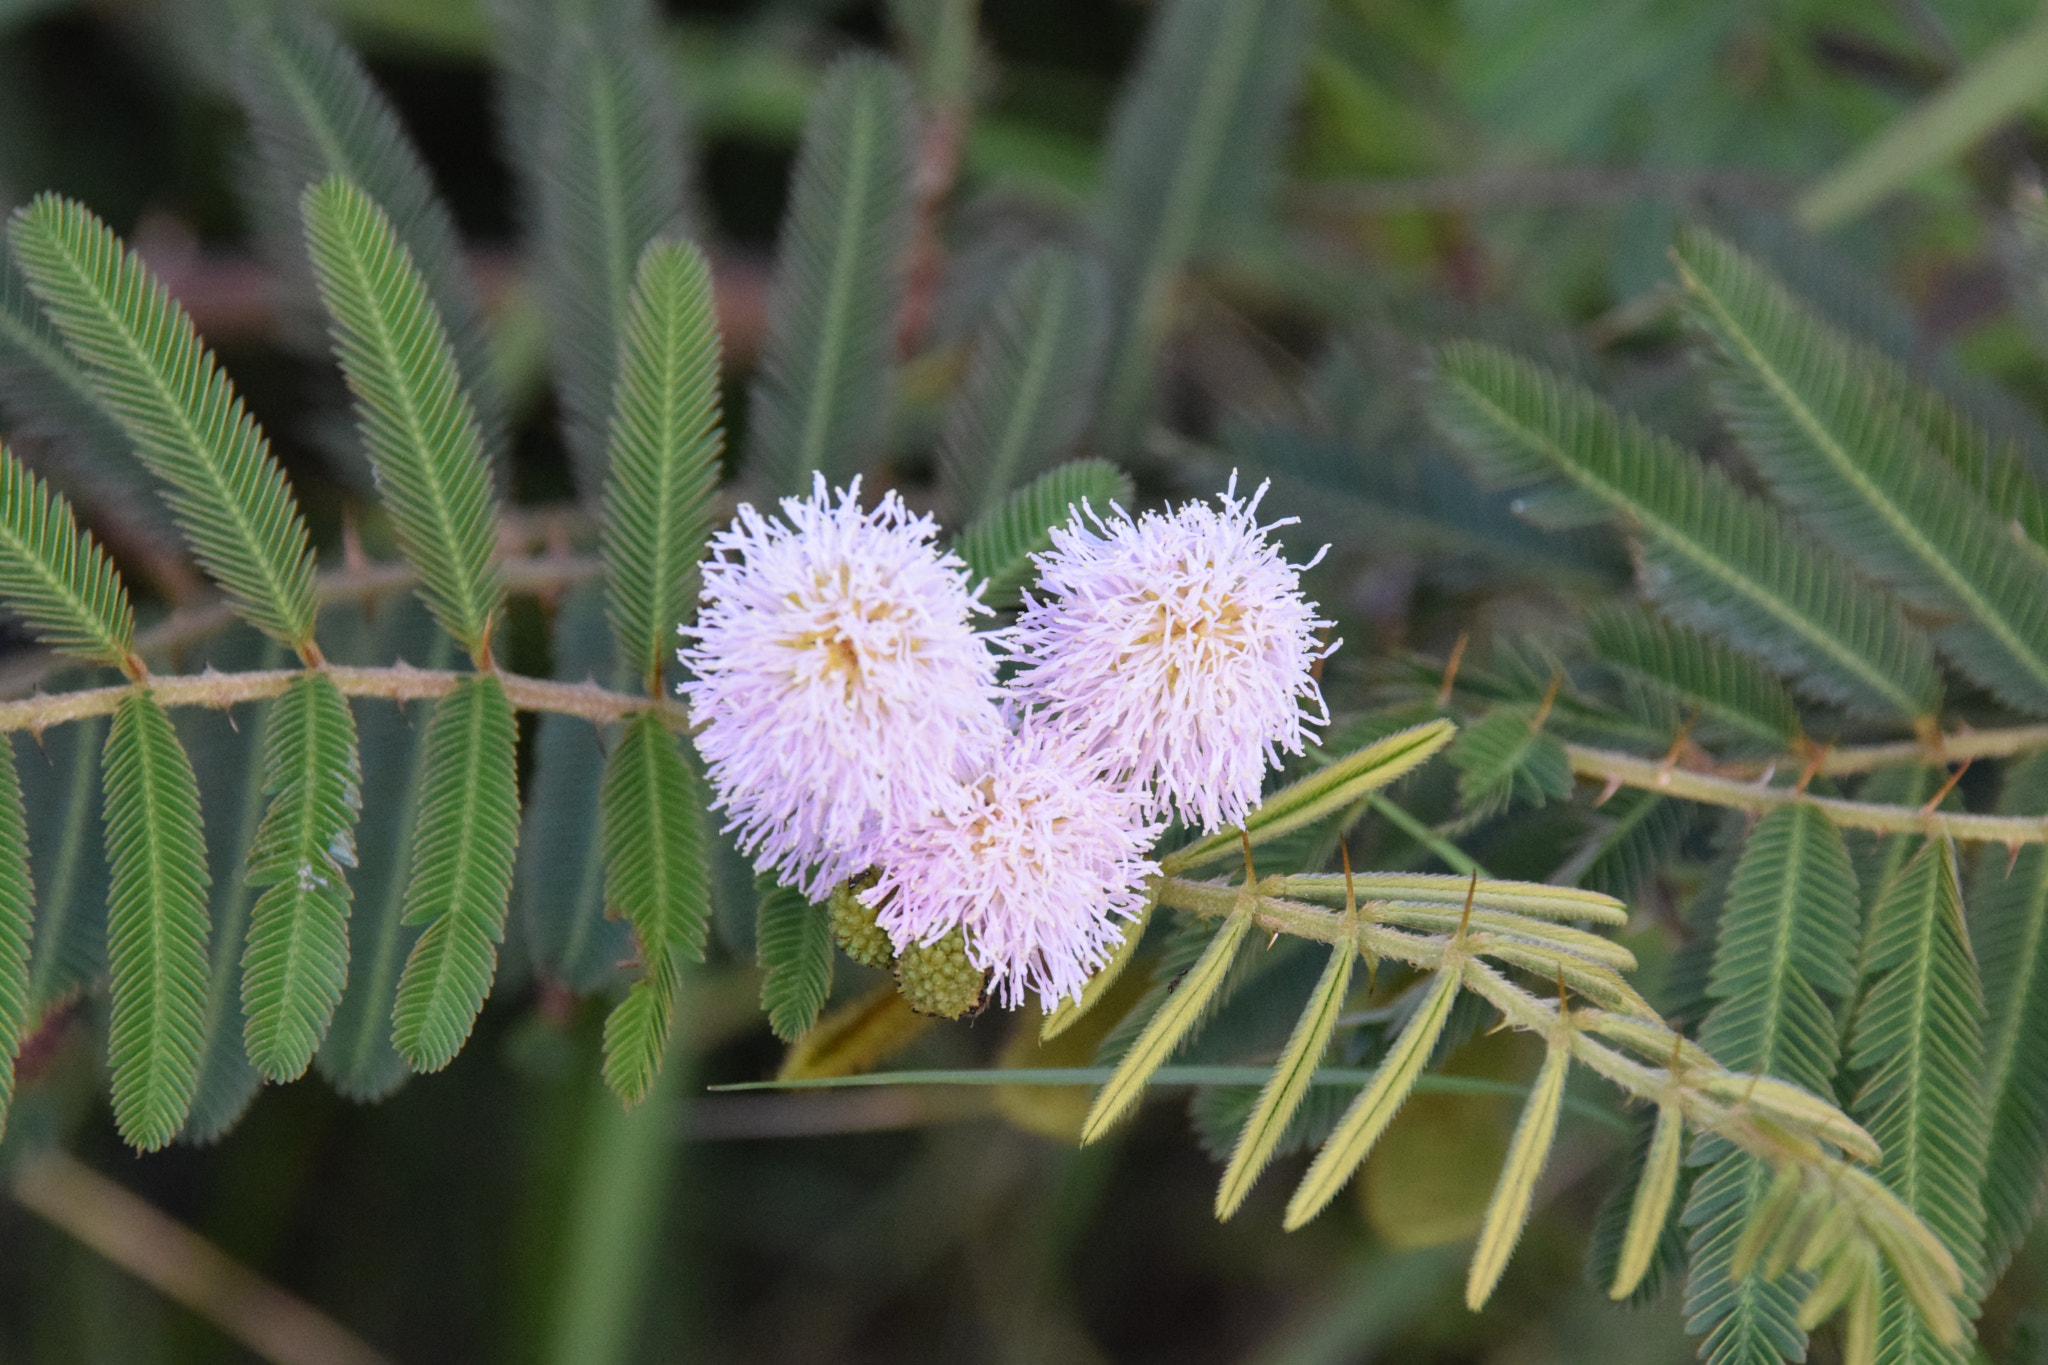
[1006,475,1336,832]
[678,475,1006,898]
[864,727,1162,1011]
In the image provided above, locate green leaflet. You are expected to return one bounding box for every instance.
[1682,805,1860,1365]
[1974,752,2048,1280]
[598,712,710,1106]
[390,673,520,1073]
[756,882,833,1043]
[953,459,1133,608]
[232,8,506,468]
[0,735,32,1137]
[1847,840,1989,1349]
[8,196,319,651]
[300,176,506,663]
[0,446,134,667]
[1602,1103,1687,1303]
[1585,603,1800,753]
[1093,0,1315,457]
[101,691,212,1151]
[602,240,723,691]
[1448,706,1571,820]
[516,584,633,995]
[19,698,110,1021]
[1215,937,1353,1219]
[1467,1038,1571,1309]
[1674,227,2048,716]
[317,601,445,1101]
[1431,342,1940,721]
[527,1,691,492]
[1082,902,1254,1144]
[745,55,916,494]
[1560,788,1692,904]
[241,672,361,1083]
[937,246,1109,522]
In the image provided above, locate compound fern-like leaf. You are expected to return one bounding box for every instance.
[9,196,319,652]
[241,672,361,1083]
[954,459,1132,607]
[1586,603,1800,753]
[746,55,915,494]
[1675,227,2048,715]
[1975,752,2048,1280]
[602,240,723,692]
[390,673,519,1073]
[101,691,211,1151]
[599,712,710,1106]
[756,882,833,1043]
[938,246,1109,521]
[0,737,32,1138]
[1432,342,1939,720]
[0,447,134,668]
[301,176,505,663]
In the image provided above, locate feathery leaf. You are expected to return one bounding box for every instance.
[1467,1038,1570,1309]
[8,195,319,650]
[1675,227,2048,715]
[938,246,1109,521]
[954,459,1133,608]
[1449,706,1571,820]
[0,736,31,1138]
[233,8,506,466]
[19,704,109,1021]
[1683,1146,1811,1365]
[101,691,211,1151]
[0,446,134,667]
[301,176,505,662]
[1973,752,2048,1280]
[1846,840,1988,1341]
[390,673,520,1073]
[602,240,723,690]
[599,712,710,1106]
[1093,0,1315,456]
[241,672,360,1083]
[1586,603,1800,754]
[756,881,833,1043]
[745,55,916,494]
[1216,938,1354,1220]
[1610,1103,1686,1301]
[1432,341,1940,720]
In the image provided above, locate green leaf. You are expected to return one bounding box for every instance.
[1093,0,1315,456]
[317,601,445,1101]
[756,881,833,1043]
[953,459,1133,608]
[1081,901,1254,1144]
[745,55,916,494]
[1431,342,1940,721]
[1682,1146,1809,1365]
[599,712,710,1106]
[1586,603,1800,753]
[390,673,520,1073]
[937,246,1109,522]
[1674,227,2048,716]
[1448,706,1571,820]
[1598,1103,1688,1303]
[1285,963,1462,1230]
[602,240,724,690]
[0,735,33,1138]
[1163,718,1458,874]
[0,446,134,667]
[1974,752,2048,1280]
[526,3,691,492]
[8,195,319,650]
[232,8,506,467]
[1215,937,1353,1219]
[1466,1038,1570,1309]
[516,584,633,994]
[101,691,211,1151]
[300,175,505,662]
[241,672,361,1083]
[1846,841,1989,1337]
[18,700,110,1021]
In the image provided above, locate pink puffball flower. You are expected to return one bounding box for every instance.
[864,728,1162,1011]
[1006,475,1337,833]
[678,475,1006,899]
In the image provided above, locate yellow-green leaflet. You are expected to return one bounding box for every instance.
[1466,1037,1571,1309]
[1611,1102,1683,1299]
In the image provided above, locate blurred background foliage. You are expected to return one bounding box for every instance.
[1,0,2047,1362]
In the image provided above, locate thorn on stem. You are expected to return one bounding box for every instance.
[1435,632,1469,709]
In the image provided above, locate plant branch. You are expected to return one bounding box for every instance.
[10,1148,395,1365]
[1565,741,2048,844]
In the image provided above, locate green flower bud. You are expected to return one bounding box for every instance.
[828,871,893,967]
[895,929,986,1020]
